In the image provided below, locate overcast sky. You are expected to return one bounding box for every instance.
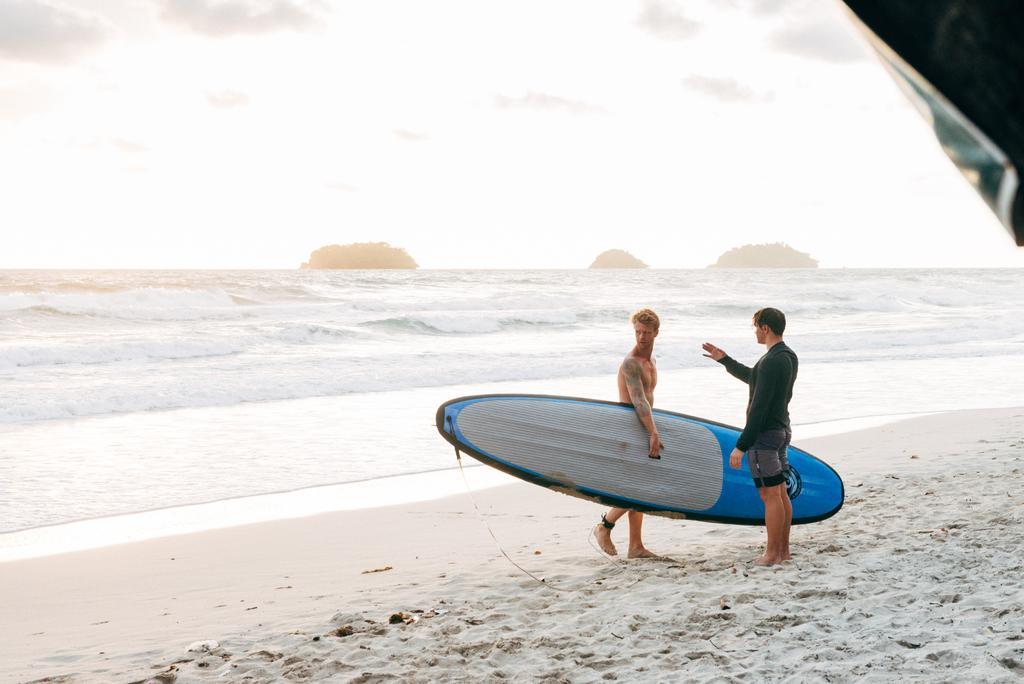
[2,0,1022,268]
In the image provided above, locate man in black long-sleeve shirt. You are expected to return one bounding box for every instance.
[703,307,798,566]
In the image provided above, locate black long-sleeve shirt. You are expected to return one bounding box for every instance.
[718,341,798,452]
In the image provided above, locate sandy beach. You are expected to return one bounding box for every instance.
[3,407,1023,683]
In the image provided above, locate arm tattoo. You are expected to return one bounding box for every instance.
[623,360,652,418]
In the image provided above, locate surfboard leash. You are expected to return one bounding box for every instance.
[445,416,639,591]
[450,440,571,593]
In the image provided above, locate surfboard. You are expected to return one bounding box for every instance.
[436,394,843,525]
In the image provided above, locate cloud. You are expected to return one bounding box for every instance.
[636,1,702,41]
[206,90,250,108]
[0,84,55,120]
[683,75,774,103]
[494,92,606,115]
[0,0,112,65]
[110,138,147,154]
[717,0,868,62]
[161,0,326,36]
[725,0,795,16]
[393,129,429,142]
[769,21,869,63]
[77,137,148,155]
[325,181,357,193]
[750,0,792,15]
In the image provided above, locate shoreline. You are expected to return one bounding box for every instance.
[0,409,946,563]
[0,465,515,563]
[2,407,1022,682]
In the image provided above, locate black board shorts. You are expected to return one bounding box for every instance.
[746,428,792,489]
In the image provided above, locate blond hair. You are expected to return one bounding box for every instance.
[630,308,660,331]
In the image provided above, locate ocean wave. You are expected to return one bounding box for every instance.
[15,305,84,319]
[0,339,245,369]
[361,310,579,334]
[229,294,264,305]
[274,323,363,343]
[0,288,250,321]
[5,341,1024,425]
[0,349,618,424]
[3,267,1023,425]
[0,274,332,302]
[0,322,370,369]
[348,292,583,315]
[0,281,125,294]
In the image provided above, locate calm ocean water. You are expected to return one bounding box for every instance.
[2,268,1023,533]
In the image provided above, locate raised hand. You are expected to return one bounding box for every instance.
[702,342,726,361]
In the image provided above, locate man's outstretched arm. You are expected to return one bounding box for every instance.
[622,359,663,458]
[735,355,784,452]
[702,342,752,384]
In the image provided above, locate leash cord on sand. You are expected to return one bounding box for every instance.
[453,444,571,593]
[446,417,651,592]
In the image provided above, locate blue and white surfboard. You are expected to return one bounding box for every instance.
[436,394,843,526]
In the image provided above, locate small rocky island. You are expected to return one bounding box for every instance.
[589,249,648,269]
[710,243,818,268]
[301,242,418,269]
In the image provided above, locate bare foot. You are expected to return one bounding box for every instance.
[594,525,617,556]
[754,555,784,566]
[627,546,661,559]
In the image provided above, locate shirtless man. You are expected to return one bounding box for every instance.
[593,308,664,559]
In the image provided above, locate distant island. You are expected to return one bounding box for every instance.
[589,249,648,269]
[301,242,418,269]
[710,243,818,268]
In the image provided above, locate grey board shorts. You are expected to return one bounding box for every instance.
[747,428,792,489]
